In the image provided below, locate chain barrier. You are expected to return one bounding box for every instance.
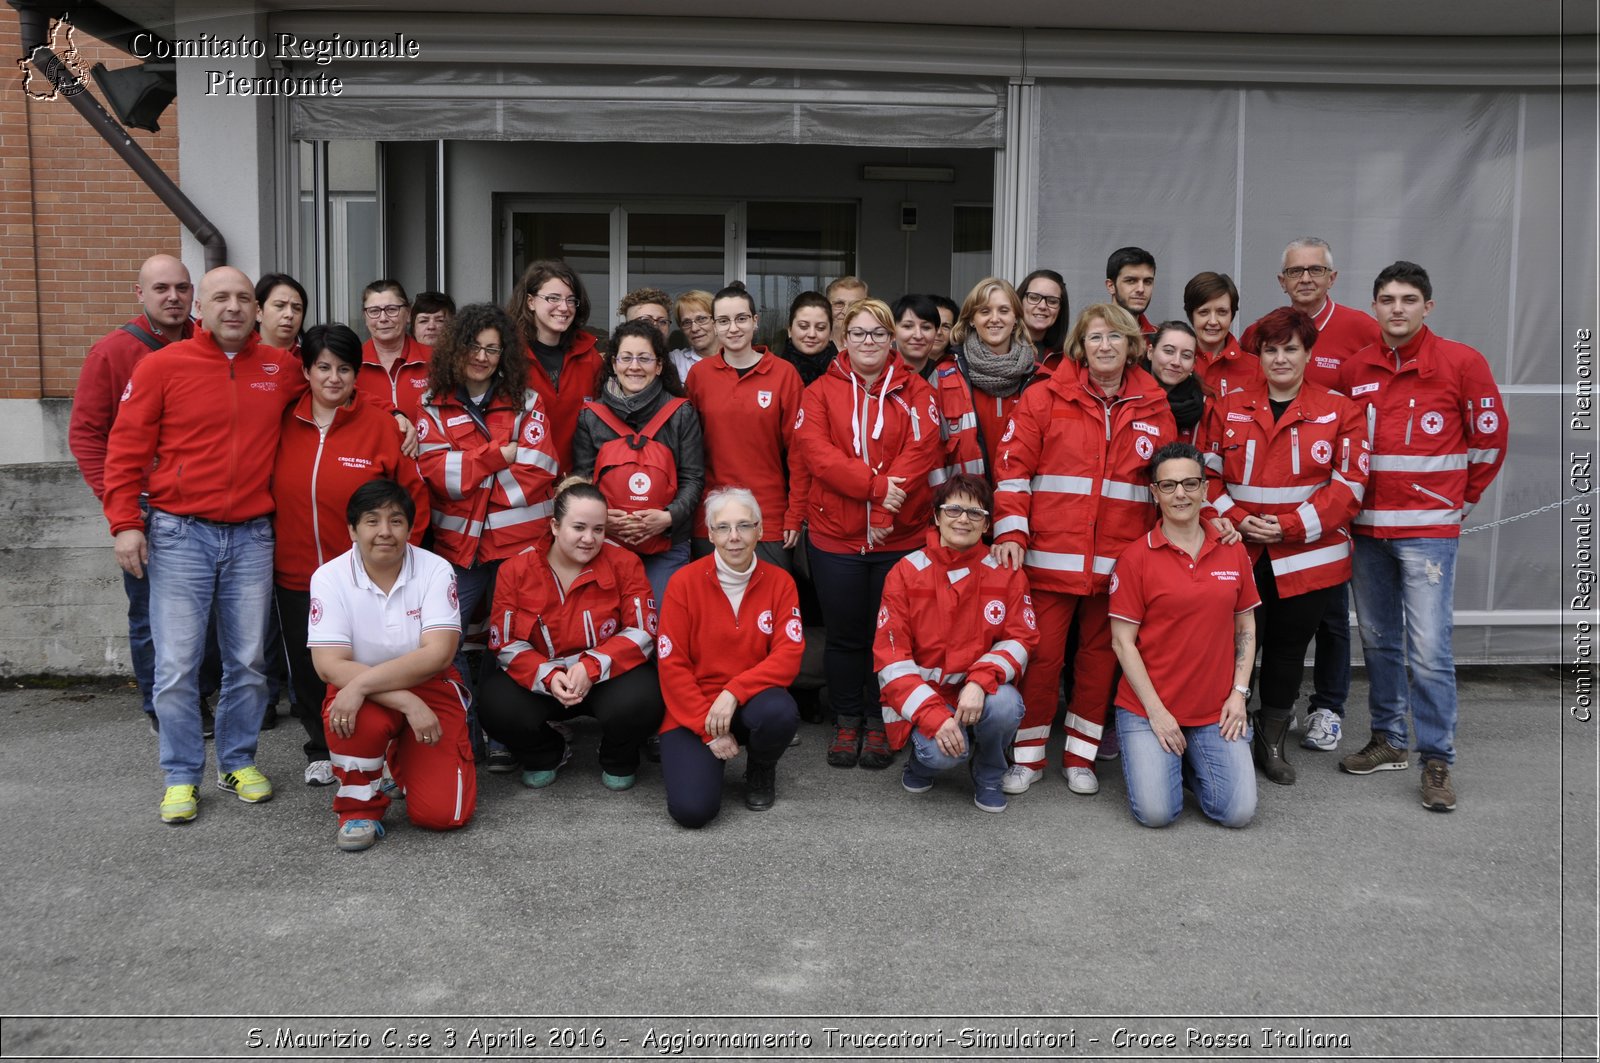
[1461,489,1596,535]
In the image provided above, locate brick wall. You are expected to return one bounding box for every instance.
[0,9,182,401]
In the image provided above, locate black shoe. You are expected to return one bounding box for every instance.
[826,723,861,768]
[259,701,278,730]
[145,713,159,736]
[1252,713,1296,786]
[486,748,518,774]
[745,760,776,811]
[644,733,662,763]
[200,699,215,740]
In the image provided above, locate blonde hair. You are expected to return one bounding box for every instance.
[950,277,1027,350]
[1064,302,1144,370]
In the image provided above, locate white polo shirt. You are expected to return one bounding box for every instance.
[308,544,461,667]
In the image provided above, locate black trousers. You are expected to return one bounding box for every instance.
[1251,552,1341,719]
[807,544,907,727]
[478,662,664,774]
[274,585,328,761]
[659,688,798,829]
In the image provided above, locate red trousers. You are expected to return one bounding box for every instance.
[1014,589,1117,771]
[324,676,477,830]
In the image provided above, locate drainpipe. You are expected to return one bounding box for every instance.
[15,5,228,271]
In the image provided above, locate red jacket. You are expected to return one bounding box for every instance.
[1196,335,1262,399]
[685,348,804,541]
[792,351,943,554]
[70,314,194,500]
[993,361,1176,595]
[357,336,432,422]
[102,330,304,535]
[928,357,1038,486]
[489,537,656,693]
[415,387,561,566]
[655,555,805,739]
[1242,299,1381,392]
[1337,326,1508,539]
[271,392,430,591]
[1197,383,1368,597]
[527,330,604,474]
[874,531,1039,748]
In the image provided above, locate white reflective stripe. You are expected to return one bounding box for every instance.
[880,704,902,724]
[879,660,922,684]
[1271,540,1351,576]
[904,551,931,570]
[957,458,986,474]
[1369,453,1468,472]
[1332,470,1365,503]
[1295,500,1323,543]
[1092,555,1118,574]
[1064,712,1103,739]
[485,500,554,529]
[947,567,970,584]
[1243,439,1257,483]
[336,782,382,801]
[496,639,535,669]
[496,467,529,508]
[515,447,561,473]
[453,766,463,823]
[431,511,484,538]
[1468,448,1501,464]
[1024,549,1085,572]
[444,452,467,499]
[992,516,1029,536]
[1013,745,1047,763]
[620,627,653,656]
[1099,478,1147,502]
[1014,725,1051,743]
[1032,474,1095,495]
[1355,507,1461,527]
[928,465,952,486]
[942,672,967,687]
[1228,482,1322,504]
[1211,493,1237,515]
[989,638,1028,665]
[416,441,451,455]
[330,752,385,773]
[976,652,1017,683]
[1064,736,1100,761]
[588,650,614,681]
[1201,452,1224,473]
[898,683,943,722]
[953,412,978,431]
[995,478,1031,494]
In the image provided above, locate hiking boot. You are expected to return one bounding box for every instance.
[1340,736,1410,775]
[1302,708,1343,751]
[217,765,273,803]
[858,727,893,770]
[744,760,777,811]
[1420,759,1456,812]
[336,818,385,852]
[160,784,198,824]
[827,723,861,768]
[1252,713,1297,786]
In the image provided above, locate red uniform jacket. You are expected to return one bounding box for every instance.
[1242,299,1381,392]
[792,351,943,554]
[1196,335,1262,399]
[415,387,561,566]
[70,314,194,500]
[102,330,303,535]
[527,330,604,474]
[993,361,1176,595]
[1337,326,1508,540]
[928,357,1038,486]
[655,555,805,740]
[1197,383,1368,597]
[489,537,656,693]
[272,391,430,591]
[874,531,1039,747]
[685,348,804,541]
[357,336,432,422]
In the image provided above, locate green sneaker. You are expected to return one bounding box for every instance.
[600,771,636,791]
[160,784,198,824]
[217,765,274,803]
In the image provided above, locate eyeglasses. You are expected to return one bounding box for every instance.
[634,315,670,329]
[709,521,760,537]
[363,304,407,318]
[936,504,990,521]
[846,327,890,344]
[537,294,580,308]
[467,342,503,357]
[614,353,657,367]
[1085,332,1129,346]
[1282,265,1332,280]
[1023,292,1062,309]
[1152,477,1206,494]
[714,314,754,330]
[681,314,713,329]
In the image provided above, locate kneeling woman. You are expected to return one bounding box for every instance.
[1108,442,1260,828]
[480,480,663,789]
[656,488,804,827]
[875,474,1037,813]
[309,480,477,852]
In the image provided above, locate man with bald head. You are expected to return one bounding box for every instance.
[103,266,305,824]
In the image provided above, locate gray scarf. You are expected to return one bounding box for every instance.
[960,330,1037,397]
[601,376,665,424]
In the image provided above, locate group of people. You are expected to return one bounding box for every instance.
[69,237,1507,849]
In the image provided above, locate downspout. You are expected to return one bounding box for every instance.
[15,6,228,271]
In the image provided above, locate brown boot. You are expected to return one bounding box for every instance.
[1252,712,1296,786]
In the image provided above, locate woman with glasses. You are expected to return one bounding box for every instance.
[793,297,942,770]
[1017,269,1069,372]
[1196,306,1367,786]
[357,279,432,434]
[668,290,716,384]
[779,290,836,387]
[684,281,805,570]
[656,487,804,826]
[1145,320,1205,444]
[508,259,604,473]
[875,474,1036,812]
[1185,272,1260,398]
[992,303,1175,797]
[932,278,1041,490]
[1108,441,1259,828]
[572,319,704,602]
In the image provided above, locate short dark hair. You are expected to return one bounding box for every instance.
[890,293,941,329]
[346,478,415,527]
[299,322,362,372]
[1373,260,1432,301]
[256,272,307,311]
[931,294,960,321]
[362,278,409,304]
[930,473,994,523]
[601,318,684,397]
[1251,306,1319,352]
[411,291,455,317]
[1148,440,1205,481]
[1183,271,1239,316]
[1106,246,1156,282]
[787,290,830,326]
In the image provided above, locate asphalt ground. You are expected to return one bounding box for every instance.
[0,666,1593,1062]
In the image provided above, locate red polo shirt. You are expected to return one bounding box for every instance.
[1109,523,1260,726]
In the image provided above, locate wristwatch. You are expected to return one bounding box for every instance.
[1232,684,1251,699]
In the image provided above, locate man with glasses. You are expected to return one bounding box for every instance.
[617,287,673,345]
[825,275,869,350]
[356,279,430,442]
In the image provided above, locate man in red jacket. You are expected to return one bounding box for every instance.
[103,266,305,825]
[1335,261,1508,813]
[1105,246,1159,345]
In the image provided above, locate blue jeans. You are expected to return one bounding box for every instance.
[641,540,691,604]
[1115,707,1256,828]
[123,510,223,716]
[1351,536,1459,764]
[146,510,275,786]
[1309,582,1352,716]
[905,685,1024,794]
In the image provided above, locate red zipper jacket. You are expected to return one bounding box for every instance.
[874,530,1039,747]
[684,348,804,541]
[928,355,1039,486]
[70,313,194,500]
[1336,326,1508,539]
[655,555,805,740]
[357,336,432,422]
[415,387,561,566]
[489,537,656,694]
[1242,299,1382,392]
[992,361,1176,595]
[271,391,430,591]
[1197,335,1263,399]
[102,330,304,535]
[1197,382,1368,597]
[526,330,604,474]
[792,351,943,554]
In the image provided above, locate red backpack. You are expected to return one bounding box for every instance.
[585,397,686,555]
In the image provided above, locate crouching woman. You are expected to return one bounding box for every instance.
[309,479,477,852]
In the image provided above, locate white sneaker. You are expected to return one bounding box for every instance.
[1062,766,1100,795]
[303,760,336,786]
[1001,763,1043,794]
[1301,708,1343,751]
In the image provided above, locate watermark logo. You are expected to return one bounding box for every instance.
[18,14,89,101]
